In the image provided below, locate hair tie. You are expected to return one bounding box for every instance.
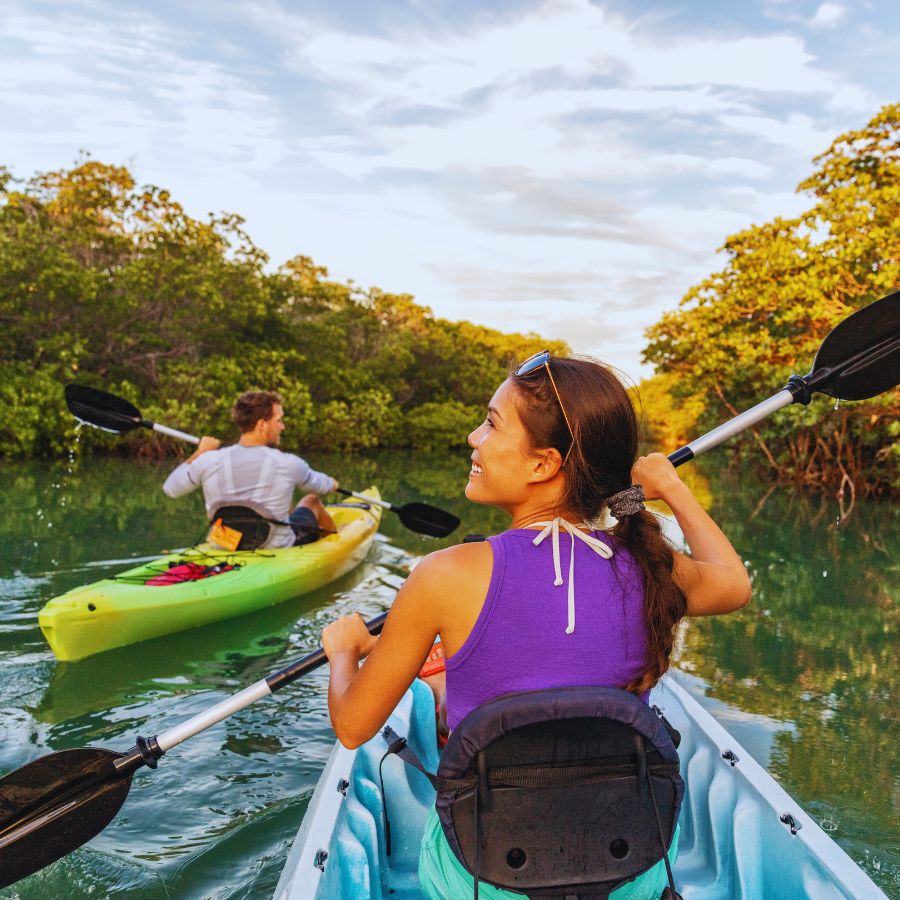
[607,485,645,518]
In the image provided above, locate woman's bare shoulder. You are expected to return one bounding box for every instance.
[402,541,494,643]
[407,540,493,585]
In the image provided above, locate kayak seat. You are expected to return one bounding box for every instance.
[381,685,682,900]
[208,501,290,551]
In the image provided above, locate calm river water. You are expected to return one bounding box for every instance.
[0,452,896,897]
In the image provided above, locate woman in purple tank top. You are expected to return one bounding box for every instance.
[322,353,751,899]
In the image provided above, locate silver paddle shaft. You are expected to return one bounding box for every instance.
[152,423,200,445]
[156,681,271,752]
[670,389,795,465]
[343,489,392,510]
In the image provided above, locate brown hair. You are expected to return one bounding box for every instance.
[511,355,687,694]
[232,391,282,433]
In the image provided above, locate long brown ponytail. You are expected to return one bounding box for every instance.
[511,356,687,694]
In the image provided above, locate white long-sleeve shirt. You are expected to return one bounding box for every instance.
[162,444,333,548]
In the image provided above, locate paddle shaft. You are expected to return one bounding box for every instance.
[134,613,387,760]
[668,388,796,467]
[151,422,200,445]
[337,487,393,510]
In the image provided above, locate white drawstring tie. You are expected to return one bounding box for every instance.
[528,518,613,634]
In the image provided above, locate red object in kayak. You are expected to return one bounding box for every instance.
[418,642,446,678]
[144,562,237,586]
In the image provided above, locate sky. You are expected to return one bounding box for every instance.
[2,0,897,379]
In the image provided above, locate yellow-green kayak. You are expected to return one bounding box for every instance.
[39,488,382,662]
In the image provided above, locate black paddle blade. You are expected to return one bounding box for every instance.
[64,384,144,434]
[809,291,900,400]
[0,748,131,888]
[397,502,460,538]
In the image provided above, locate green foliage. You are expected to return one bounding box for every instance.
[405,400,483,450]
[632,372,706,454]
[642,105,900,495]
[314,389,403,452]
[0,158,566,459]
[0,361,77,457]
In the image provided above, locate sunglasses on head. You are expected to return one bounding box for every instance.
[514,350,576,465]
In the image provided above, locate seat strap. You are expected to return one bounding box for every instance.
[379,726,483,860]
[378,726,446,857]
[639,736,678,900]
[380,726,476,790]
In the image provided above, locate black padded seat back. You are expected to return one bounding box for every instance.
[435,686,683,899]
[209,500,287,551]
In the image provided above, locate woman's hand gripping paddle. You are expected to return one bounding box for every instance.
[63,385,460,538]
[0,613,387,888]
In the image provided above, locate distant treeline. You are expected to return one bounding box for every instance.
[0,160,563,458]
[639,104,898,497]
[1,104,896,497]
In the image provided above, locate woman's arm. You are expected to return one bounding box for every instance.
[633,453,751,616]
[322,541,492,748]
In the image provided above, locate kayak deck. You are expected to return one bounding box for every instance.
[275,673,885,900]
[39,489,382,662]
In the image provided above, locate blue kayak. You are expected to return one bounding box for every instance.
[275,674,886,899]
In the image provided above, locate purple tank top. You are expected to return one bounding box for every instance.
[444,527,648,730]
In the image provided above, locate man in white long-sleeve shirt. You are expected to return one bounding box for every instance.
[162,390,339,548]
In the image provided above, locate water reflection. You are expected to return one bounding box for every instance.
[670,465,898,889]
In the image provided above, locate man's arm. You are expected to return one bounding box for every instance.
[288,455,338,495]
[162,437,220,498]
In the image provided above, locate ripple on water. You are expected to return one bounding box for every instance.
[3,848,172,900]
[0,574,50,607]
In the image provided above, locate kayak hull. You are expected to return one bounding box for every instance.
[39,489,382,662]
[275,672,886,900]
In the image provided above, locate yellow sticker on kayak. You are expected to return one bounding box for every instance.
[209,518,242,551]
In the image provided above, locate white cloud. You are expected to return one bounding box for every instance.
[810,2,848,29]
[0,6,287,173]
[247,0,877,197]
[719,113,837,158]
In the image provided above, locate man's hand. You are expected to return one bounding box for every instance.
[330,477,340,493]
[187,436,221,464]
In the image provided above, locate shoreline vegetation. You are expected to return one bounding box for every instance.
[639,104,898,498]
[1,104,896,497]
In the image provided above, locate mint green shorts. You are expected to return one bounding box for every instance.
[418,805,680,900]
